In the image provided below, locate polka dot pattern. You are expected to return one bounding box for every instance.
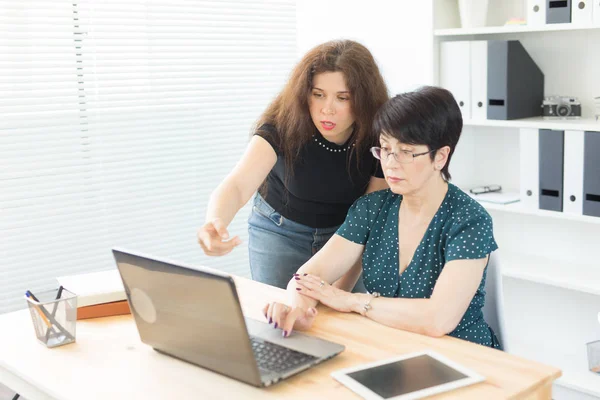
[336,183,500,349]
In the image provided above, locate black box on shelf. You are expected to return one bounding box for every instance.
[487,41,544,121]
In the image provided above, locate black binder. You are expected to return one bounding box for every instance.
[583,131,600,217]
[539,129,564,212]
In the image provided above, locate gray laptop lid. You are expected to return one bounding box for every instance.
[112,248,262,386]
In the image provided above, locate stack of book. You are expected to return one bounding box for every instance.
[56,270,129,320]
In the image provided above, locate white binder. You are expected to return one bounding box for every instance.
[440,41,471,120]
[594,0,600,25]
[563,130,585,214]
[571,0,593,25]
[520,128,539,210]
[470,41,488,120]
[527,0,546,26]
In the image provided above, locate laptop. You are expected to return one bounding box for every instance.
[111,248,345,387]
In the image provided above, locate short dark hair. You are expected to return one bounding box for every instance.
[372,86,463,181]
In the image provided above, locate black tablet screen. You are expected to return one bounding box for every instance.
[346,354,468,399]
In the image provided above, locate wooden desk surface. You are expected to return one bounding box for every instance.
[0,276,561,400]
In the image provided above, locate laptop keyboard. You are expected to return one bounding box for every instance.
[250,336,317,374]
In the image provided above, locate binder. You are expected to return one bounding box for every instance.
[440,41,471,120]
[520,128,540,210]
[583,131,600,217]
[527,0,547,26]
[594,0,600,25]
[546,0,572,23]
[470,41,488,120]
[563,130,584,214]
[571,0,593,25]
[539,129,565,212]
[487,41,544,120]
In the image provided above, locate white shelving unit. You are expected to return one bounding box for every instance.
[558,367,600,399]
[464,116,600,132]
[500,251,600,296]
[509,333,600,399]
[502,278,600,399]
[477,200,600,225]
[433,1,600,399]
[435,23,600,36]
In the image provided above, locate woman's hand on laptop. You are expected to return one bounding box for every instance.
[197,218,242,256]
[262,302,318,338]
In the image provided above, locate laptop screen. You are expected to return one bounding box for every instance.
[112,249,261,386]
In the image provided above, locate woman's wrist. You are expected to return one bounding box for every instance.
[349,293,371,314]
[288,283,316,311]
[349,292,381,315]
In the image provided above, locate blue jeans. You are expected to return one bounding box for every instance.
[248,194,366,292]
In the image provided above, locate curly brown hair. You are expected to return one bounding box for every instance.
[255,40,389,177]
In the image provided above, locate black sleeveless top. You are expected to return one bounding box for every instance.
[255,124,383,228]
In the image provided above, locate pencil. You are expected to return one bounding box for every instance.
[25,292,52,329]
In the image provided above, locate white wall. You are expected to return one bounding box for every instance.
[296,0,434,95]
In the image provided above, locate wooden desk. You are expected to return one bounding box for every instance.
[0,276,561,400]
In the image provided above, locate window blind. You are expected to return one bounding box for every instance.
[0,0,296,314]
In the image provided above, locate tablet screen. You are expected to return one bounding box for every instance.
[346,354,469,399]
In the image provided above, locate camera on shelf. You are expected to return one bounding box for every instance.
[542,96,582,118]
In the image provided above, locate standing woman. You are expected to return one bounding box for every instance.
[197,40,389,289]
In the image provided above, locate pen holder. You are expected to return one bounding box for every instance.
[25,288,77,348]
[588,340,600,374]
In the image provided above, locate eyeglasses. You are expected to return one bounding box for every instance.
[370,146,437,164]
[469,185,502,195]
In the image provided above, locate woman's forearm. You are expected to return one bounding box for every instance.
[286,277,318,311]
[205,178,246,227]
[285,253,339,311]
[286,235,365,311]
[332,259,362,291]
[349,295,444,337]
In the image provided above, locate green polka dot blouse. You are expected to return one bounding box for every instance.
[337,183,500,348]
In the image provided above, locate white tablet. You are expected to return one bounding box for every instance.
[331,351,485,400]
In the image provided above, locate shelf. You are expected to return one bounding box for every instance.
[463,117,600,132]
[508,339,600,398]
[547,350,600,398]
[434,23,600,37]
[557,370,600,398]
[477,201,600,225]
[501,252,600,296]
[463,190,600,224]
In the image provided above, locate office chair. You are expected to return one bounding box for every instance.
[483,251,506,350]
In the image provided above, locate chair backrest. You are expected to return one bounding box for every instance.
[483,251,506,350]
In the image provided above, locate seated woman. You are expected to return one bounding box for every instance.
[263,86,500,349]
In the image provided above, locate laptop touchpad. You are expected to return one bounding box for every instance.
[245,317,341,358]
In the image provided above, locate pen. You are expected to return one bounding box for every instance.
[50,286,64,318]
[45,286,64,341]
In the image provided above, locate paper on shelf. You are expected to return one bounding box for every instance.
[467,191,521,205]
[57,269,126,308]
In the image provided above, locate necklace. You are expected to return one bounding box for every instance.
[312,134,355,153]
